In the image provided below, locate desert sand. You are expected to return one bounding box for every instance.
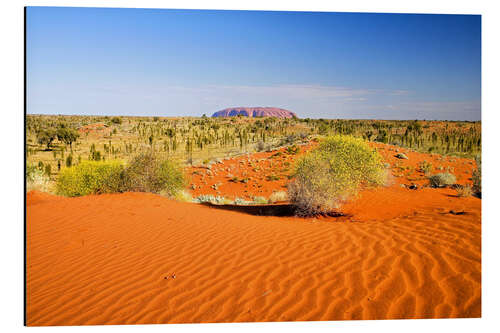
[26,144,481,326]
[26,143,481,326]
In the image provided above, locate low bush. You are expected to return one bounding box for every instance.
[418,161,433,175]
[288,135,386,216]
[456,184,473,197]
[123,150,185,196]
[27,163,51,192]
[428,172,456,188]
[56,160,125,196]
[269,191,288,203]
[252,196,268,204]
[256,140,266,152]
[395,153,409,160]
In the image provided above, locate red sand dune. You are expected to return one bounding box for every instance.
[26,167,481,325]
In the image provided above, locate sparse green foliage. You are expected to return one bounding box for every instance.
[36,129,56,150]
[123,150,185,196]
[56,127,79,148]
[288,135,386,216]
[418,160,433,175]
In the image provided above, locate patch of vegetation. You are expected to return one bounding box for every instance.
[123,150,185,196]
[428,172,456,188]
[26,163,51,192]
[418,160,433,175]
[269,191,288,203]
[252,196,268,204]
[288,135,386,216]
[111,117,122,124]
[286,145,300,155]
[56,160,125,197]
[472,155,481,197]
[455,184,473,197]
[395,153,408,160]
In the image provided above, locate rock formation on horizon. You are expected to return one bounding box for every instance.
[211,107,297,118]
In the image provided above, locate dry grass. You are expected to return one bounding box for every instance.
[456,185,474,197]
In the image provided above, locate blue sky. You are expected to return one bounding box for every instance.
[26,7,481,120]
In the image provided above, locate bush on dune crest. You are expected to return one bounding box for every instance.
[288,135,386,216]
[56,150,185,197]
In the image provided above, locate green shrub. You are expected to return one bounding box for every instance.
[286,145,300,155]
[56,160,125,196]
[428,172,456,188]
[111,116,122,124]
[418,161,433,175]
[124,150,185,196]
[288,135,386,216]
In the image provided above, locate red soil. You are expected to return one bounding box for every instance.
[187,141,477,201]
[26,142,481,326]
[78,123,111,137]
[187,143,316,200]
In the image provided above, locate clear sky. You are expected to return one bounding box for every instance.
[26,7,481,120]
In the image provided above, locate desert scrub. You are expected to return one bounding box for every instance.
[56,160,125,197]
[428,172,456,188]
[252,196,268,204]
[455,184,473,197]
[288,135,386,216]
[418,161,433,175]
[26,163,51,192]
[124,150,185,196]
[472,155,481,196]
[269,191,288,203]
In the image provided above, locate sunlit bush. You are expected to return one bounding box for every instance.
[428,172,456,188]
[288,135,386,216]
[56,160,125,197]
[124,150,185,196]
[26,163,51,192]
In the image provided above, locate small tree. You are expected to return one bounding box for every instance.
[37,129,56,150]
[57,128,80,149]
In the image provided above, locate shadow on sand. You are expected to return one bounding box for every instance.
[200,202,345,218]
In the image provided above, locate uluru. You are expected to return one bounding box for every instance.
[211,107,297,118]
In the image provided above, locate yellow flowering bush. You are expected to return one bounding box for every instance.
[56,160,126,197]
